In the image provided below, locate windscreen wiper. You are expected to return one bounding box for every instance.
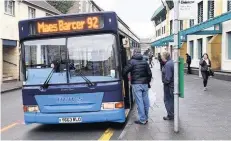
[42,68,55,89]
[76,70,94,87]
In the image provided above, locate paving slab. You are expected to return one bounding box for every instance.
[1,81,22,93]
[119,63,231,140]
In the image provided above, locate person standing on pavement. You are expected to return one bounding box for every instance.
[158,53,163,71]
[149,53,154,68]
[186,53,192,74]
[199,53,211,91]
[161,52,174,120]
[123,48,152,125]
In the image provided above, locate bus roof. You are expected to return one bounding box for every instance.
[19,11,139,43]
[19,11,115,22]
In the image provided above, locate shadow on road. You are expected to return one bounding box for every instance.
[28,122,125,133]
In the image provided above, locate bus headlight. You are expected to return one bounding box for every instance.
[101,102,124,110]
[23,105,40,112]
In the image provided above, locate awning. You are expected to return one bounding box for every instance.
[151,5,165,21]
[3,39,17,47]
[151,11,231,48]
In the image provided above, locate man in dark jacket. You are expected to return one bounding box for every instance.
[161,52,174,120]
[186,53,192,74]
[123,48,152,125]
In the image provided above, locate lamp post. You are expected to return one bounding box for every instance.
[173,0,180,133]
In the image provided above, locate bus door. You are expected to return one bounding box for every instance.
[119,35,133,109]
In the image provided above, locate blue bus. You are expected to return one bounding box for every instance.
[19,12,140,124]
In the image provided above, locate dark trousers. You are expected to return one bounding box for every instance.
[201,71,209,87]
[149,60,153,68]
[187,63,191,74]
[163,85,174,118]
[160,63,163,71]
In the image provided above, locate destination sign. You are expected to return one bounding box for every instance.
[36,16,104,34]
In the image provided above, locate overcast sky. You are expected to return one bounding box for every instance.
[94,0,161,39]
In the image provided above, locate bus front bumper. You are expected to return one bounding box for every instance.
[24,109,126,124]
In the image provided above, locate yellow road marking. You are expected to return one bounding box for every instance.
[1,122,19,132]
[98,128,114,141]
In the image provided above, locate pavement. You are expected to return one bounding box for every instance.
[119,63,231,140]
[1,81,22,93]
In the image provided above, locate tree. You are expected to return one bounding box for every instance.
[47,0,75,14]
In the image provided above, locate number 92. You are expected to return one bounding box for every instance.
[87,17,99,29]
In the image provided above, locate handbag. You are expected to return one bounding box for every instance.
[208,69,214,76]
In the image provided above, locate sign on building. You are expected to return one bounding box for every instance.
[179,0,197,20]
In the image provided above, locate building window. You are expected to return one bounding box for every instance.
[228,1,231,11]
[82,1,87,12]
[170,20,173,35]
[91,4,94,12]
[197,39,203,59]
[163,26,165,34]
[180,20,183,30]
[4,0,15,16]
[198,1,203,23]
[228,32,231,59]
[28,7,36,18]
[88,3,91,12]
[190,19,194,27]
[189,41,194,59]
[208,0,214,20]
[46,13,52,16]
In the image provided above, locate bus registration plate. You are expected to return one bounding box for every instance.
[59,117,82,123]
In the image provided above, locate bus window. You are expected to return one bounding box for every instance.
[23,38,67,85]
[67,34,119,83]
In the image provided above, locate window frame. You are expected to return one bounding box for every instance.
[180,20,183,30]
[228,0,231,12]
[28,7,36,19]
[82,1,87,12]
[170,20,173,35]
[4,0,15,16]
[190,19,194,27]
[189,41,194,59]
[208,0,214,20]
[46,13,52,16]
[198,1,203,24]
[227,32,231,59]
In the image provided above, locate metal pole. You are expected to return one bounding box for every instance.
[173,0,180,133]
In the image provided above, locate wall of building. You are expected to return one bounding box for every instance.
[68,0,100,14]
[0,2,51,40]
[152,19,167,56]
[154,20,167,40]
[0,1,59,81]
[221,0,231,71]
[187,35,212,68]
[0,39,2,82]
[152,0,231,72]
[215,0,223,17]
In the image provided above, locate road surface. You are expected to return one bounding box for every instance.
[1,90,125,140]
